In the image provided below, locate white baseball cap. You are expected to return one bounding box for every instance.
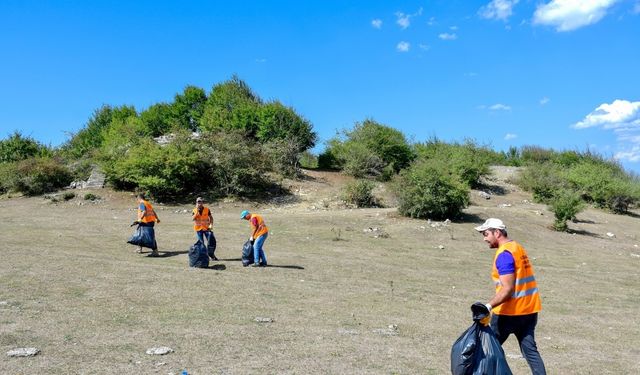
[474,218,506,232]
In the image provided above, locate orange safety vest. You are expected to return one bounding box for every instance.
[249,214,268,238]
[138,200,158,224]
[193,206,212,231]
[491,241,542,316]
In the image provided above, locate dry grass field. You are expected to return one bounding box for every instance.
[1,168,639,374]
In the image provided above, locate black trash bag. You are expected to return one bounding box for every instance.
[451,303,512,375]
[207,232,217,259]
[189,240,209,268]
[127,224,157,250]
[242,240,254,266]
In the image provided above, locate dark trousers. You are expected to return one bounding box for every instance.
[491,313,546,375]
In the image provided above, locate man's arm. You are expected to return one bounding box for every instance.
[488,273,515,308]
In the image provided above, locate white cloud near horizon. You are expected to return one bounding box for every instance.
[505,133,518,140]
[489,103,512,111]
[533,0,619,32]
[479,0,520,21]
[397,41,410,52]
[396,7,423,29]
[573,99,640,163]
[439,33,458,40]
[371,19,383,29]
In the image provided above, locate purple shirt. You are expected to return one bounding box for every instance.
[495,250,515,275]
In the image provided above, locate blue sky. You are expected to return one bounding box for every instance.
[1,1,640,173]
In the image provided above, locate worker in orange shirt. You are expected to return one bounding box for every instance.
[136,193,160,257]
[241,210,268,267]
[474,218,546,375]
[193,197,217,261]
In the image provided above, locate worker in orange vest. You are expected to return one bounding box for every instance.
[136,193,160,257]
[474,218,546,375]
[241,210,268,267]
[193,197,217,261]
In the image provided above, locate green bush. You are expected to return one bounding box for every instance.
[84,193,100,201]
[62,192,76,201]
[7,157,73,196]
[393,159,470,220]
[342,180,377,208]
[299,151,318,169]
[323,119,415,179]
[0,131,51,163]
[549,190,585,231]
[262,138,305,178]
[517,162,568,203]
[414,139,492,188]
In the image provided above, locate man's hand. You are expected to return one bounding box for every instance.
[471,301,491,322]
[156,219,161,224]
[208,224,213,230]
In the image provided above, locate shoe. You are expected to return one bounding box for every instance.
[210,255,219,261]
[148,251,160,257]
[251,262,261,267]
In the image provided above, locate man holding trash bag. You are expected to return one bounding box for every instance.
[241,210,268,267]
[133,193,160,257]
[193,197,217,261]
[473,218,546,375]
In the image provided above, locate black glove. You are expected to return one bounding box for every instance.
[471,302,491,321]
[130,221,140,227]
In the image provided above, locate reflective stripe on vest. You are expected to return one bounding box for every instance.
[139,200,157,224]
[491,241,542,316]
[193,207,211,231]
[250,214,268,238]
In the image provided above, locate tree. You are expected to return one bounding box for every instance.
[0,131,50,163]
[200,75,262,135]
[171,85,207,132]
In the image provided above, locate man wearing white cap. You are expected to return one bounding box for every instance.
[474,218,546,375]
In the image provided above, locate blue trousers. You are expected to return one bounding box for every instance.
[491,313,546,375]
[196,230,216,252]
[253,233,268,265]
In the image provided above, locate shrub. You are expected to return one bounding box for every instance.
[517,162,568,203]
[9,157,73,196]
[299,151,318,169]
[414,139,492,188]
[549,190,584,231]
[62,192,76,201]
[342,180,377,207]
[262,137,305,178]
[84,193,100,201]
[393,159,469,220]
[323,119,415,179]
[0,131,51,163]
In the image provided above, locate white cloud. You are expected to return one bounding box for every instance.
[489,103,512,111]
[573,100,640,129]
[540,97,550,105]
[533,0,619,32]
[633,1,640,14]
[418,43,430,51]
[396,7,423,29]
[255,58,267,63]
[397,41,410,52]
[574,100,640,163]
[371,19,383,29]
[465,72,478,77]
[450,25,459,30]
[479,0,520,21]
[427,17,436,26]
[439,33,458,40]
[505,133,518,140]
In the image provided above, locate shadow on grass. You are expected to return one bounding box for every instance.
[265,264,305,270]
[455,212,485,225]
[156,250,188,258]
[476,182,508,196]
[567,229,601,238]
[209,264,226,270]
[573,218,597,224]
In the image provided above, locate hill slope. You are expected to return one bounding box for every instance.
[1,167,639,374]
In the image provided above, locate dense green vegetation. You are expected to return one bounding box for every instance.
[1,76,638,223]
